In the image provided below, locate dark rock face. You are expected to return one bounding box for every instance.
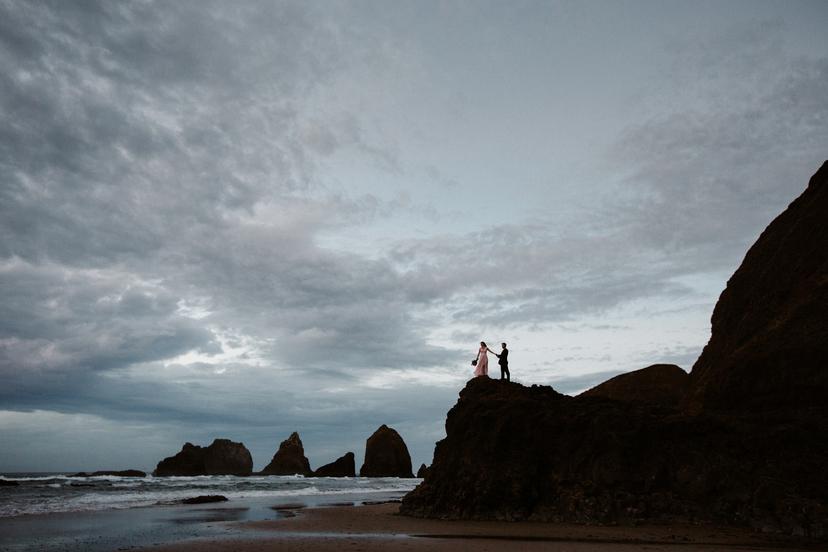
[181,495,228,504]
[312,452,355,477]
[580,364,688,408]
[72,470,146,477]
[261,432,312,476]
[686,161,828,414]
[203,439,253,475]
[155,443,203,476]
[359,425,414,478]
[0,480,19,487]
[401,378,828,532]
[416,464,429,479]
[154,439,253,476]
[401,163,828,535]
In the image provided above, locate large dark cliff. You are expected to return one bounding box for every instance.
[401,377,828,532]
[686,161,828,414]
[401,162,828,536]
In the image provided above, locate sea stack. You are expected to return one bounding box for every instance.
[312,452,356,477]
[154,439,252,476]
[416,464,429,478]
[359,424,414,478]
[261,432,312,476]
[580,364,688,408]
[401,162,828,534]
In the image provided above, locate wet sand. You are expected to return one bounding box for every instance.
[143,503,825,552]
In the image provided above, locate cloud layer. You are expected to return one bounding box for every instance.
[1,1,826,471]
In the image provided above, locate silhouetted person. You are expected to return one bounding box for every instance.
[495,342,509,381]
[473,341,492,378]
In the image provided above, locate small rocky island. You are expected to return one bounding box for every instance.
[313,452,356,477]
[401,161,828,535]
[154,439,253,476]
[360,424,414,478]
[260,432,312,476]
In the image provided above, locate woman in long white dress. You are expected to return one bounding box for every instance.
[474,341,493,377]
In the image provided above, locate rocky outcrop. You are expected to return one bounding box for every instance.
[359,425,414,478]
[686,161,828,415]
[261,432,312,476]
[580,364,687,408]
[312,452,355,477]
[72,470,146,477]
[202,439,252,475]
[181,495,228,504]
[416,464,429,478]
[0,480,19,487]
[154,439,253,476]
[401,163,828,535]
[401,377,828,532]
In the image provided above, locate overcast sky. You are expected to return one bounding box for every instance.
[1,0,827,473]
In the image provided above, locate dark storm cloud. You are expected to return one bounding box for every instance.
[0,259,219,415]
[0,1,340,266]
[0,1,464,473]
[0,0,448,386]
[0,262,216,372]
[0,342,460,471]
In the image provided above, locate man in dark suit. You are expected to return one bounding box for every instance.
[495,342,509,381]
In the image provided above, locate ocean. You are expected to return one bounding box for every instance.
[0,472,418,517]
[0,473,420,551]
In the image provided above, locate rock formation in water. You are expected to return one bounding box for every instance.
[416,464,429,478]
[359,425,414,478]
[401,162,828,535]
[261,432,312,476]
[181,495,228,504]
[686,161,828,414]
[312,452,355,477]
[154,439,253,476]
[580,364,687,407]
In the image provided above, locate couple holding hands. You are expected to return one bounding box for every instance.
[472,341,510,381]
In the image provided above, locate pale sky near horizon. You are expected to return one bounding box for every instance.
[1,0,827,472]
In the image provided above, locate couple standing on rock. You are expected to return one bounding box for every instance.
[473,341,509,381]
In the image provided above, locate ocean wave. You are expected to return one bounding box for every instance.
[0,474,148,483]
[0,476,418,518]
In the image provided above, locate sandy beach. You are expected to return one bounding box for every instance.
[142,502,825,552]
